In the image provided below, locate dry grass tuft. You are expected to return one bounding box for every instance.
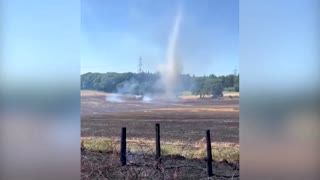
[81,137,239,179]
[81,137,239,163]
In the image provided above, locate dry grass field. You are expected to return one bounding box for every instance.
[81,90,239,179]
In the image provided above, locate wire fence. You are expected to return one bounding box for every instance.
[81,123,239,180]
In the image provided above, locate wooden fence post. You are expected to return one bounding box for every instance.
[206,129,213,177]
[155,123,161,162]
[120,127,127,166]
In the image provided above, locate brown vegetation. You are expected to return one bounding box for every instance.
[81,92,239,179]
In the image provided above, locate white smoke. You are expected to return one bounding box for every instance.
[105,94,124,103]
[117,78,140,94]
[142,95,152,102]
[160,5,183,100]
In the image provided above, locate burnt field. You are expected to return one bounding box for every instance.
[81,92,239,179]
[81,92,239,143]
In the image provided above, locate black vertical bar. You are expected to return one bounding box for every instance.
[206,130,213,177]
[120,127,127,166]
[155,123,161,162]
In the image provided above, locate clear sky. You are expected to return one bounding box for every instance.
[81,0,239,76]
[240,0,319,91]
[2,0,80,84]
[2,0,317,82]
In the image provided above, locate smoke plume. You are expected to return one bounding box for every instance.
[117,78,140,94]
[160,6,183,100]
[142,95,152,102]
[105,6,184,103]
[105,94,124,103]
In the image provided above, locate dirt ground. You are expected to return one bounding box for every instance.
[81,92,239,179]
[81,149,239,180]
[81,93,239,143]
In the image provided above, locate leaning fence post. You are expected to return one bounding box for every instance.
[120,127,127,166]
[206,130,213,177]
[155,123,161,162]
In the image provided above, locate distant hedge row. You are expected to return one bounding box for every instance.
[81,72,239,97]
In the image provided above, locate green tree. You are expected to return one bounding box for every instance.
[234,75,239,92]
[203,78,214,97]
[211,79,224,98]
[80,72,238,95]
[191,77,206,98]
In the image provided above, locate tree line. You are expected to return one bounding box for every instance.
[81,72,239,98]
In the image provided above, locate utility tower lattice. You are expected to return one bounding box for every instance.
[233,67,238,76]
[138,57,143,73]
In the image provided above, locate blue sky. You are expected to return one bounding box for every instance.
[2,0,80,84]
[240,0,319,91]
[4,0,316,84]
[81,0,239,76]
